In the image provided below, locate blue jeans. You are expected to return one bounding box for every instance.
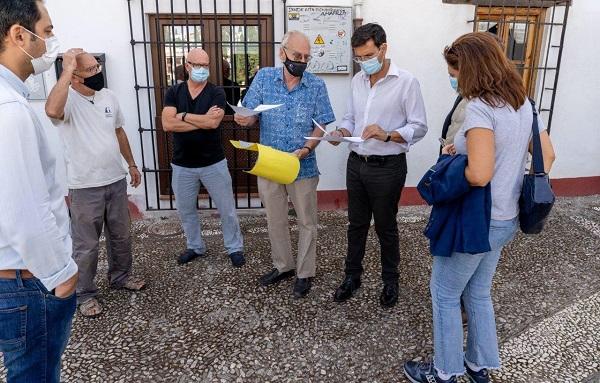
[430,218,518,376]
[0,271,76,382]
[171,160,244,255]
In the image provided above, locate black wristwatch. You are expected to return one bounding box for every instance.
[384,134,392,142]
[181,112,188,122]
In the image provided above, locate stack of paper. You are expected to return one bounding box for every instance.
[306,118,364,143]
[228,103,283,117]
[303,135,364,143]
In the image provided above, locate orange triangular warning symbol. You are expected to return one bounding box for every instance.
[314,34,325,45]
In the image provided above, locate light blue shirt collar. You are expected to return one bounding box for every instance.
[0,63,30,98]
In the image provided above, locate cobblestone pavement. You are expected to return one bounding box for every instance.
[1,196,599,383]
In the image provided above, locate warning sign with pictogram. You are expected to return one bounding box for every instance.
[314,34,325,45]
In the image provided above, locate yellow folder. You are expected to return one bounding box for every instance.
[230,140,300,185]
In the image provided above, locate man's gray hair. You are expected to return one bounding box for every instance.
[281,30,310,48]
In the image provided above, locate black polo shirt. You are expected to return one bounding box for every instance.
[164,81,226,168]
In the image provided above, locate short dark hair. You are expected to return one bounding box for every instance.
[351,23,386,49]
[0,0,43,53]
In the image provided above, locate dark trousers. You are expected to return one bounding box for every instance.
[345,152,407,284]
[0,272,76,382]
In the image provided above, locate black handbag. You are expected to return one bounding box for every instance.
[518,100,555,234]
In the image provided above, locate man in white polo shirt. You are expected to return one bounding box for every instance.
[46,51,146,318]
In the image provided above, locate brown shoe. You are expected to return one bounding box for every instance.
[79,298,103,318]
[121,276,146,291]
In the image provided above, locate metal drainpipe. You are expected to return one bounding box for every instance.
[352,0,364,74]
[283,0,287,34]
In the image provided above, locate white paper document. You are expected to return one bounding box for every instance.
[236,140,254,149]
[228,103,283,117]
[312,119,329,136]
[303,135,364,143]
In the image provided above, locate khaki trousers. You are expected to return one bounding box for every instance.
[257,176,319,278]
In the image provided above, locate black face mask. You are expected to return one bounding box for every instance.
[83,72,105,92]
[283,53,307,77]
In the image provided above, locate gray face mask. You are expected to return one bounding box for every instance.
[18,28,60,75]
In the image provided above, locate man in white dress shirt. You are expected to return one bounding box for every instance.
[330,23,428,307]
[0,1,78,381]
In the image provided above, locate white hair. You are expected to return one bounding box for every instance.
[281,30,310,48]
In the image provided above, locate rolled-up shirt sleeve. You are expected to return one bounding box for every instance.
[396,77,428,146]
[0,103,77,291]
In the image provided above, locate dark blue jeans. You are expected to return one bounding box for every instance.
[0,271,76,382]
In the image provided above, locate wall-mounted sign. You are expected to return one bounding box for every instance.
[286,6,353,74]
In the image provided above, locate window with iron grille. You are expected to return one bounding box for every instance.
[444,0,571,132]
[127,0,280,211]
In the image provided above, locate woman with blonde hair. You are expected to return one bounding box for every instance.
[403,32,555,383]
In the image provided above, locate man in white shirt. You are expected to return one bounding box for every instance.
[0,1,78,381]
[46,52,146,318]
[330,23,428,307]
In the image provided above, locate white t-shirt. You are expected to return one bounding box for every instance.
[54,87,127,189]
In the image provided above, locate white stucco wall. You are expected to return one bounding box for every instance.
[545,0,600,178]
[39,0,598,211]
[360,0,474,186]
[38,0,142,202]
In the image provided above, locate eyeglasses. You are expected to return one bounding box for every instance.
[283,46,312,63]
[74,64,102,76]
[352,51,380,63]
[187,61,209,70]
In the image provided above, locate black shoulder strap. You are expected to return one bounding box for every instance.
[441,95,463,139]
[529,98,545,175]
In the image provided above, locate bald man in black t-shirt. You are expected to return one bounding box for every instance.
[161,48,245,268]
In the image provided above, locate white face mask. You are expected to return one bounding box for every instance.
[19,28,60,75]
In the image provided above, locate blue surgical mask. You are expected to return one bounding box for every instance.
[191,67,209,83]
[449,75,459,92]
[360,55,383,75]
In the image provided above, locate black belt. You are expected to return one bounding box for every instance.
[350,151,405,163]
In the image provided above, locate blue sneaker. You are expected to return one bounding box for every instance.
[228,251,246,268]
[465,362,490,383]
[403,360,457,383]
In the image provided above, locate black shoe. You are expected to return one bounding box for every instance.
[380,282,399,307]
[403,360,457,383]
[293,277,312,299]
[259,268,295,286]
[228,251,246,268]
[333,276,361,302]
[177,249,206,265]
[465,362,490,383]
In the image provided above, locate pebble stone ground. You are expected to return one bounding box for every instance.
[1,195,598,383]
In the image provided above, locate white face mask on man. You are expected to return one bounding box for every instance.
[18,27,60,75]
